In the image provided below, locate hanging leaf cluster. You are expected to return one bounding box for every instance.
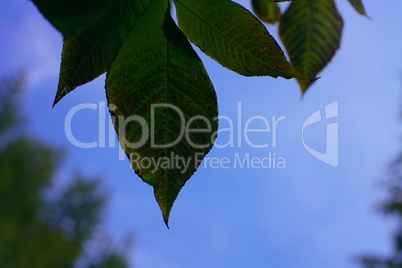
[31,0,367,226]
[252,0,368,92]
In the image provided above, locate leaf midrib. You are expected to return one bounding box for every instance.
[163,33,171,217]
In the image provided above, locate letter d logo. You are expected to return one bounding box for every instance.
[302,101,339,167]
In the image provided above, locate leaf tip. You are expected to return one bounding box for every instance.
[164,218,170,229]
[52,97,59,107]
[53,85,66,107]
[298,76,319,94]
[52,90,66,107]
[311,76,321,82]
[162,208,171,229]
[358,10,371,19]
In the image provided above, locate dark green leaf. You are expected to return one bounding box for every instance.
[347,0,368,17]
[174,0,307,79]
[252,0,281,25]
[32,0,119,38]
[106,1,218,225]
[53,0,154,105]
[279,0,343,92]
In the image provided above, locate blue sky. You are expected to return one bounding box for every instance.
[1,0,402,267]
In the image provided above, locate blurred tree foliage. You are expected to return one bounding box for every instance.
[359,150,402,267]
[0,74,131,268]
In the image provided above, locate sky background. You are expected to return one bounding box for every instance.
[1,0,402,267]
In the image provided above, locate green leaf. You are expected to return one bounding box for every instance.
[279,0,343,92]
[347,0,368,17]
[106,1,218,226]
[252,0,281,25]
[32,0,119,38]
[174,0,307,79]
[53,0,154,105]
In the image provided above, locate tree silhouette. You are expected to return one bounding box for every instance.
[0,74,131,268]
[359,127,402,267]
